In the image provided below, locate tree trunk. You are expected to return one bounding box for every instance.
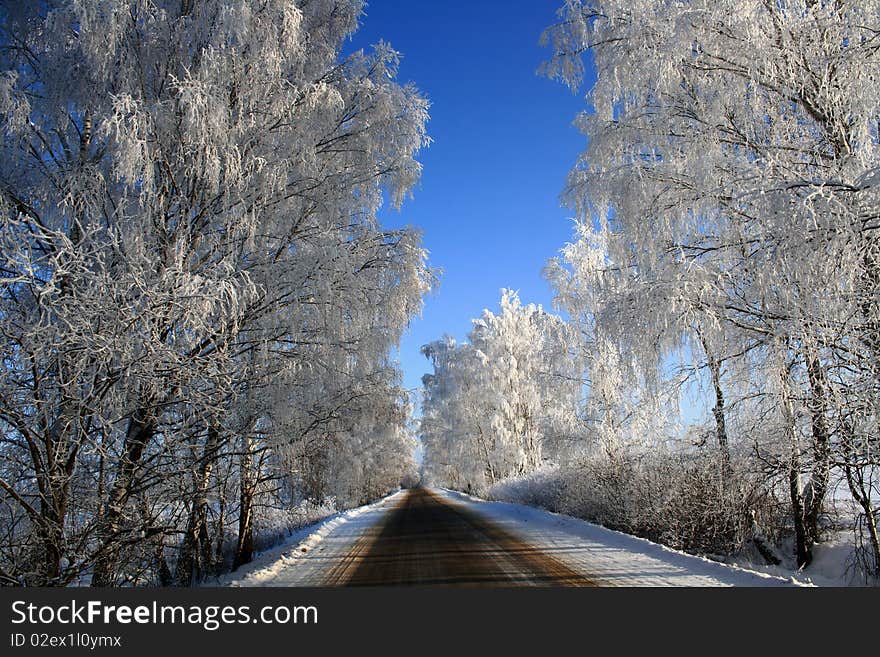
[31,362,83,584]
[138,497,172,586]
[696,328,732,484]
[233,434,255,570]
[36,503,65,585]
[840,421,880,578]
[779,362,810,568]
[90,405,155,587]
[475,425,497,487]
[788,446,810,569]
[154,541,173,586]
[802,342,831,549]
[36,430,71,585]
[857,237,880,381]
[198,511,213,580]
[213,491,227,574]
[31,116,94,585]
[175,425,222,586]
[845,464,880,579]
[749,509,782,566]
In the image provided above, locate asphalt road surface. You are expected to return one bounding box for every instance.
[321,488,595,586]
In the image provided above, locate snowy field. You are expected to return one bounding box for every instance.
[217,488,799,587]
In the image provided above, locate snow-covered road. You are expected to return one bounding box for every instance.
[219,487,798,587]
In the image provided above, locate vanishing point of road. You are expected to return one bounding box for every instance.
[321,488,595,586]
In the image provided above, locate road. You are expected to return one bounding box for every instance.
[320,488,594,586]
[223,487,796,587]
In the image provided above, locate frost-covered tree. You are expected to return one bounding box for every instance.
[0,0,431,586]
[421,291,582,493]
[542,0,880,571]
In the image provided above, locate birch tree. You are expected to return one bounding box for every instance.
[542,0,880,569]
[421,291,582,492]
[0,0,431,585]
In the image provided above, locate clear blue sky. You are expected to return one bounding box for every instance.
[347,2,596,400]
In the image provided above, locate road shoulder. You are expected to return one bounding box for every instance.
[436,488,800,587]
[217,490,406,587]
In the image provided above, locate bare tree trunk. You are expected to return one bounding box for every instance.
[845,463,880,578]
[696,328,732,484]
[858,237,880,381]
[175,425,222,586]
[213,487,227,575]
[137,497,172,586]
[849,233,880,577]
[749,509,782,566]
[802,341,831,549]
[475,425,497,486]
[522,409,541,473]
[31,110,95,585]
[779,362,810,568]
[197,513,213,580]
[91,405,155,587]
[788,446,810,569]
[34,427,72,585]
[840,420,880,578]
[233,434,255,570]
[154,541,173,586]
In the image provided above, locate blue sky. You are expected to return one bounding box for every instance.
[347,2,596,399]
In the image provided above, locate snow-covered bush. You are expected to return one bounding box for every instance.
[538,0,880,574]
[487,466,567,511]
[490,450,788,560]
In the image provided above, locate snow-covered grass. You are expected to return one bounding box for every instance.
[441,488,800,586]
[213,489,405,587]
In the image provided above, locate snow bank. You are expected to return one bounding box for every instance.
[439,488,802,587]
[215,490,405,587]
[727,528,875,587]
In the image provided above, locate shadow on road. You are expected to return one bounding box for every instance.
[322,488,596,586]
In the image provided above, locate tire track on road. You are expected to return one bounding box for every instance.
[322,488,596,586]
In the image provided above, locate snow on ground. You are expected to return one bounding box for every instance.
[214,489,406,587]
[439,489,802,587]
[727,528,869,587]
[799,531,867,587]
